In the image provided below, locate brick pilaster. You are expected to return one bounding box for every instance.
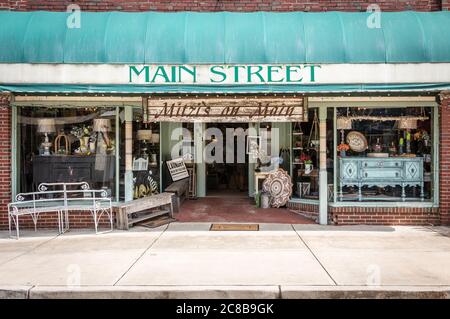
[439,91,450,226]
[0,93,12,229]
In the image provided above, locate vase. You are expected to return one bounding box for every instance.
[304,164,313,175]
[340,150,346,157]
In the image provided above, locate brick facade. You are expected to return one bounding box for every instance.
[0,0,446,12]
[439,92,450,226]
[0,95,11,230]
[329,206,440,225]
[287,201,319,223]
[0,2,449,227]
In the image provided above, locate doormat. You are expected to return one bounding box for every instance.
[138,216,176,228]
[210,224,259,231]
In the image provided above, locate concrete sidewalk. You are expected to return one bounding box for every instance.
[0,223,449,298]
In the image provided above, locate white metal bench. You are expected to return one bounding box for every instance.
[7,182,113,239]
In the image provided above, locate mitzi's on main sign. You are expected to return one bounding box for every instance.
[128,64,321,84]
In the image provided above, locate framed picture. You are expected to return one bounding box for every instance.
[246,136,261,156]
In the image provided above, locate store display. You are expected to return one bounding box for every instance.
[54,131,71,155]
[262,168,293,208]
[346,131,368,152]
[336,106,433,202]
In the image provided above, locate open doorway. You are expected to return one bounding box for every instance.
[205,123,249,197]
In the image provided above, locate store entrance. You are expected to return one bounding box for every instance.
[205,123,249,197]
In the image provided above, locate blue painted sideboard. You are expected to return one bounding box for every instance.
[338,157,424,201]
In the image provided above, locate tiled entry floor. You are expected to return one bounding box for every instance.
[175,197,314,224]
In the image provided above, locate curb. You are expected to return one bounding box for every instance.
[29,285,281,299]
[0,286,33,299]
[280,285,450,299]
[0,285,447,299]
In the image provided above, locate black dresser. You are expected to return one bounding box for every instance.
[32,155,115,189]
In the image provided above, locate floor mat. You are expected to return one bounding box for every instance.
[210,223,259,231]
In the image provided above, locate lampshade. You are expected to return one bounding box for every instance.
[36,118,56,133]
[93,118,112,132]
[151,133,160,143]
[398,118,418,129]
[136,129,152,141]
[337,117,352,130]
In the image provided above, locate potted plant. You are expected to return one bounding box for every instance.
[303,157,313,175]
[337,143,350,157]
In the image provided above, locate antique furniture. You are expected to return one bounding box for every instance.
[32,155,115,190]
[339,157,424,201]
[262,168,293,207]
[115,192,174,230]
[8,182,113,239]
[165,179,189,213]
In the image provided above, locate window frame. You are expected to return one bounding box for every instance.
[11,103,132,204]
[306,100,439,208]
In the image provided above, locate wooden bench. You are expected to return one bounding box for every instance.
[165,179,189,213]
[115,192,174,230]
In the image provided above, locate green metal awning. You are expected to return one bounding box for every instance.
[1,10,450,64]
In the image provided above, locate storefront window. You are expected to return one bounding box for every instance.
[336,106,434,202]
[292,108,334,201]
[17,106,117,198]
[132,107,160,199]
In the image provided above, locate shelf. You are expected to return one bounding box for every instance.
[292,147,303,150]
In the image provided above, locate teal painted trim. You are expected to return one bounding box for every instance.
[329,202,438,208]
[123,107,133,202]
[288,123,294,179]
[109,197,432,208]
[333,107,337,204]
[115,106,120,202]
[248,123,258,197]
[1,11,450,64]
[2,83,450,94]
[11,105,18,198]
[289,198,319,205]
[318,105,328,225]
[194,122,206,197]
[432,106,439,206]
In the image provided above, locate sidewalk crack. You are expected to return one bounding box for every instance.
[0,233,60,267]
[113,224,169,286]
[291,225,338,286]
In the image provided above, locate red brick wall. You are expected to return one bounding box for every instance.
[443,0,450,10]
[287,201,319,223]
[9,212,113,231]
[0,0,445,12]
[330,206,440,225]
[0,97,11,230]
[439,91,450,226]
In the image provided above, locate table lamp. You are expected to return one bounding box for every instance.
[337,117,352,144]
[137,129,152,158]
[37,118,56,155]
